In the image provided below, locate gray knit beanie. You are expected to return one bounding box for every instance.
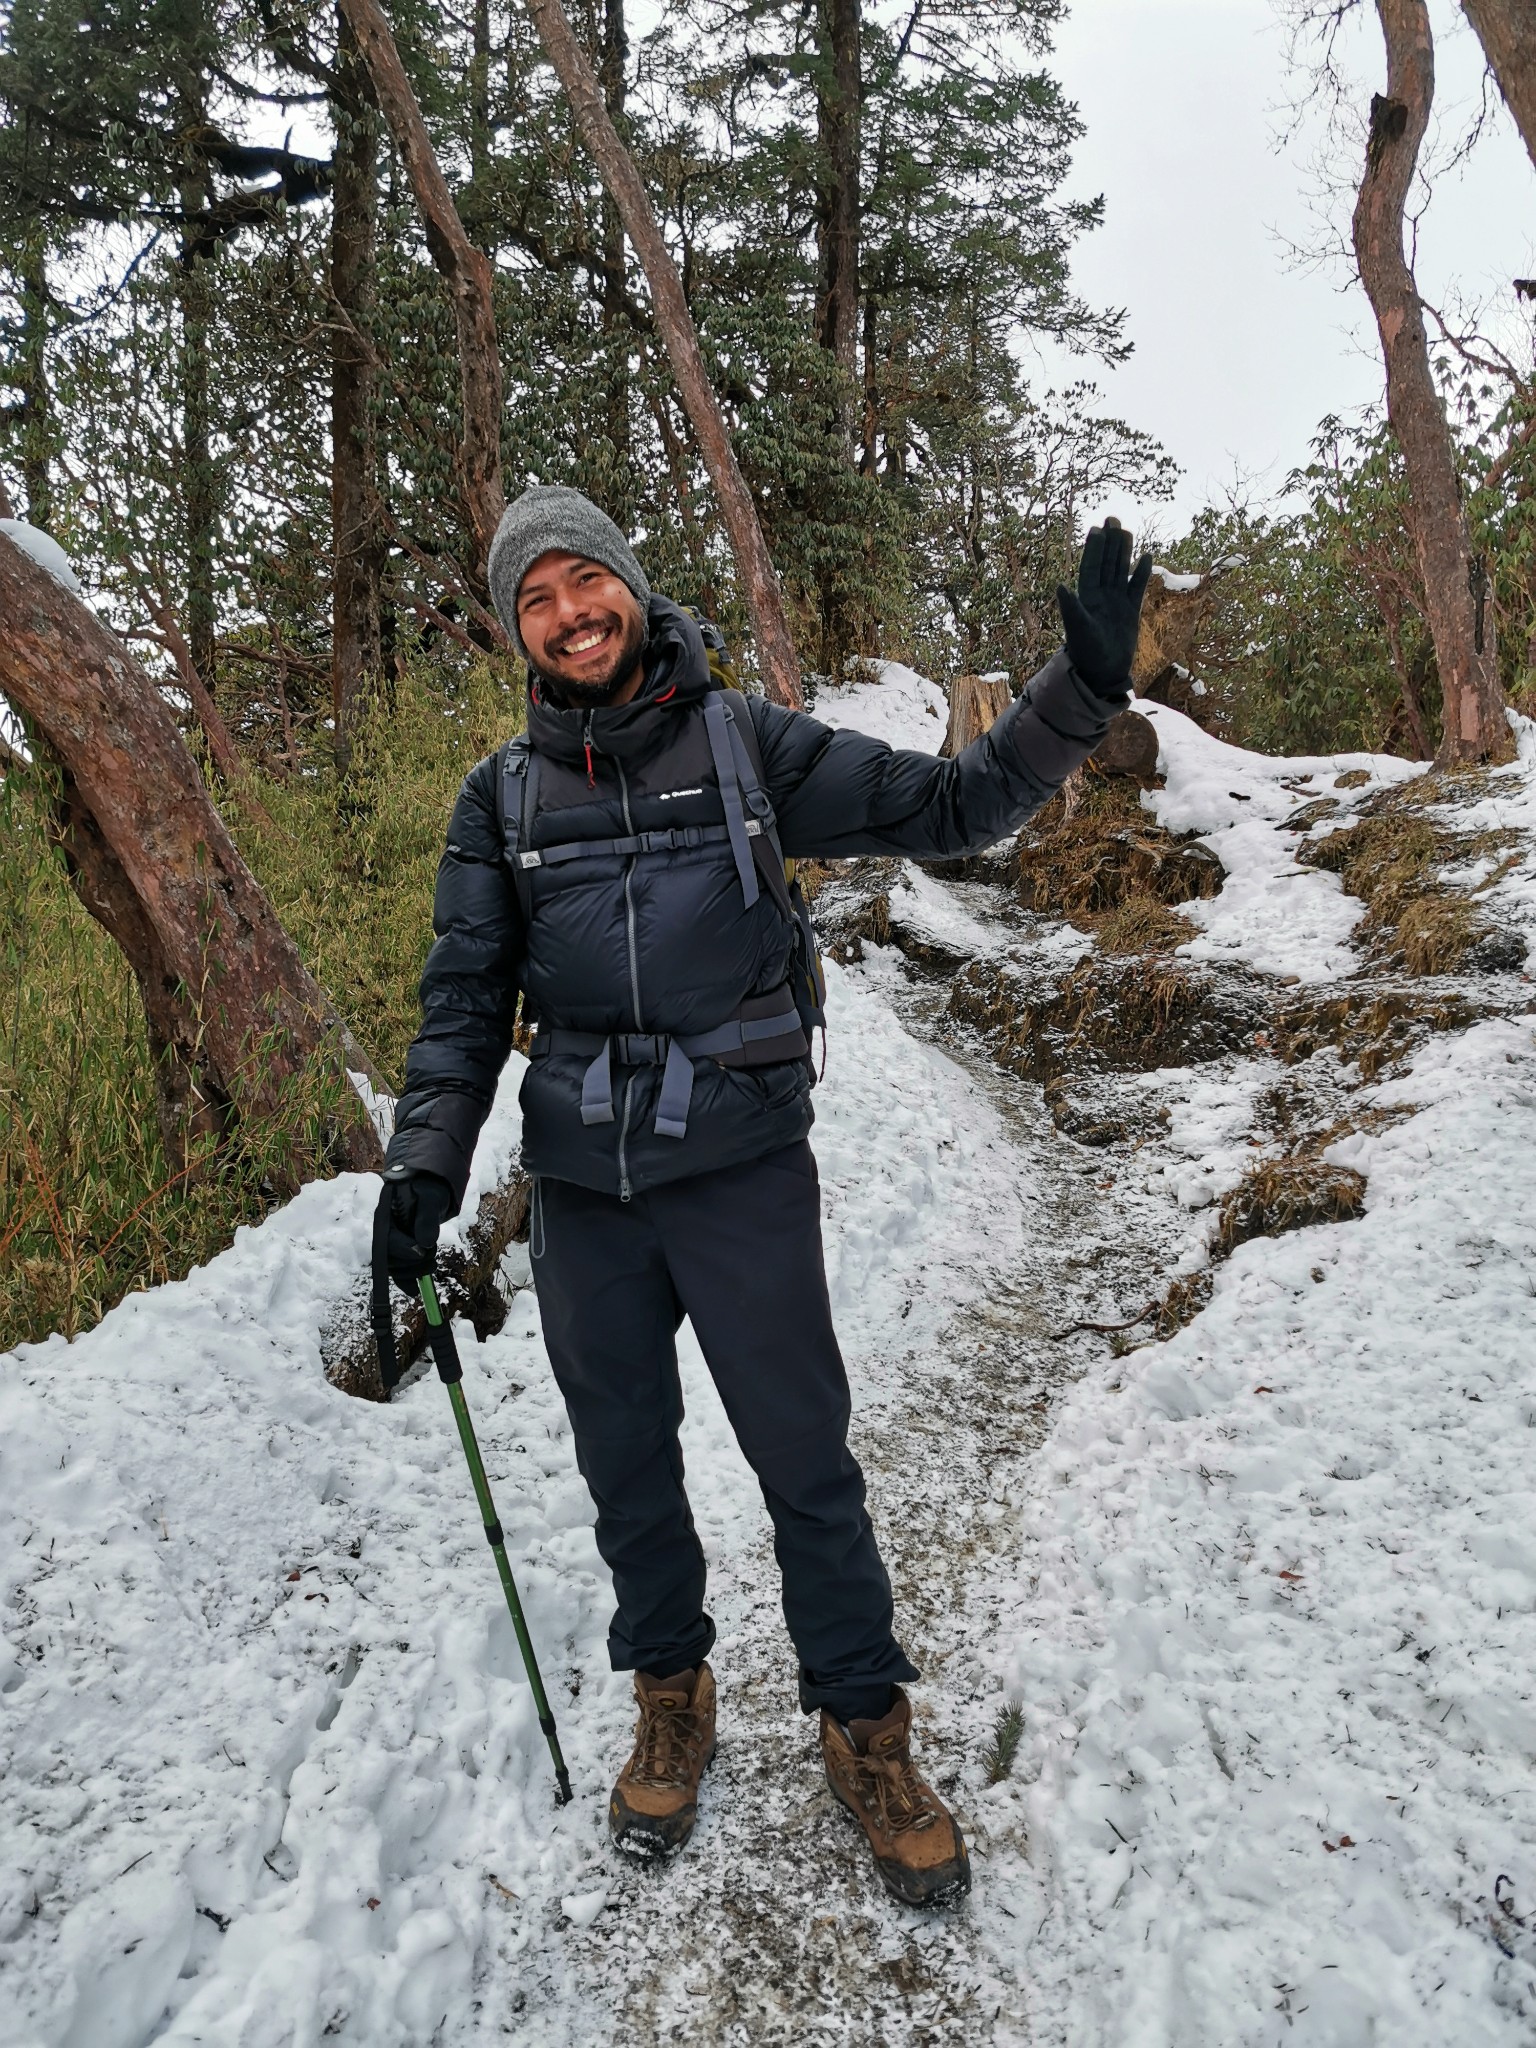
[487,485,651,660]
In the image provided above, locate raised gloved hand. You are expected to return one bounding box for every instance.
[1056,517,1154,698]
[378,1170,454,1290]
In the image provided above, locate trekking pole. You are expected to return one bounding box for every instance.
[416,1275,573,1806]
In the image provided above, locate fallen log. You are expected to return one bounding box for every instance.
[323,1169,533,1401]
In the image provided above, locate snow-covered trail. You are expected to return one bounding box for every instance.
[10,682,1536,2047]
[1,935,1178,2048]
[545,941,1181,2045]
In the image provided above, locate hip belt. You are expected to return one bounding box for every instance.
[529,990,807,1141]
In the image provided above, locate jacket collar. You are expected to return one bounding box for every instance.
[525,596,712,766]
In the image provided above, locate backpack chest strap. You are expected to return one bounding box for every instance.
[514,818,762,871]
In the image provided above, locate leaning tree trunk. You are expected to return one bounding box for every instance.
[339,0,506,587]
[523,0,806,708]
[1353,0,1509,765]
[1462,0,1536,172]
[331,1,387,772]
[0,534,384,1181]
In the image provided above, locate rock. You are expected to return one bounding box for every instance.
[1279,798,1341,834]
[1466,927,1528,974]
[1089,709,1159,781]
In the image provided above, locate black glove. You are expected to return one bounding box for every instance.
[379,1170,454,1290]
[1056,517,1154,698]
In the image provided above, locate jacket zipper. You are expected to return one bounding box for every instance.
[617,1073,636,1203]
[606,732,643,1202]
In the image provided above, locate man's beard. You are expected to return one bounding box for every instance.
[533,607,647,709]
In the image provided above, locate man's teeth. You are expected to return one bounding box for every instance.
[566,629,608,654]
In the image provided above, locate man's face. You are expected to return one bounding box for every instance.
[515,551,646,707]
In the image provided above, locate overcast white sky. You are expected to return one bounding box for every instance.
[1033,0,1536,534]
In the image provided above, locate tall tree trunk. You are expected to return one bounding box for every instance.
[1462,0,1536,171]
[860,287,880,475]
[331,2,386,773]
[814,0,861,391]
[523,0,805,707]
[339,0,506,586]
[0,533,384,1179]
[19,235,55,527]
[599,0,632,511]
[470,0,493,198]
[176,121,219,692]
[1353,0,1509,765]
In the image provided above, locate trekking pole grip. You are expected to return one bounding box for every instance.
[418,1276,573,1806]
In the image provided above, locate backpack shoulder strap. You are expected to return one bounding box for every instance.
[720,691,827,1032]
[495,735,538,926]
[711,689,799,921]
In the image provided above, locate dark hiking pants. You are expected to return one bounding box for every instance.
[529,1139,919,1720]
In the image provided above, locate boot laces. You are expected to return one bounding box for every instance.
[850,1742,937,1836]
[632,1693,697,1788]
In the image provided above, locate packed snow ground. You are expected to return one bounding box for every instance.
[4,670,1536,2045]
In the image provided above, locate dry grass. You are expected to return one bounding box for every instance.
[1095,895,1200,956]
[1214,1158,1367,1255]
[2,659,523,1351]
[1015,774,1222,940]
[1058,951,1204,1056]
[1276,986,1481,1081]
[1300,779,1521,977]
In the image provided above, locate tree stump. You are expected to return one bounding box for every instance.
[942,673,1013,757]
[1132,569,1213,695]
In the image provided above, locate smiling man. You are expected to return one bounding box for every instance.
[379,482,1150,1906]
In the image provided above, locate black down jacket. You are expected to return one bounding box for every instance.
[383,597,1126,1205]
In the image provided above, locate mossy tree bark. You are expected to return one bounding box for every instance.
[330,2,387,773]
[0,534,385,1181]
[814,0,862,395]
[1353,0,1509,765]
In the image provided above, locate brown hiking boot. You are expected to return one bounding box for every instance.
[608,1663,716,1860]
[820,1688,971,1907]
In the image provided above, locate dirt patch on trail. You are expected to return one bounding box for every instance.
[945,949,1270,1095]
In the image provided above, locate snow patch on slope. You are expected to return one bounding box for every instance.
[812,659,949,754]
[1138,698,1426,982]
[0,962,1023,2046]
[1001,1017,1536,2046]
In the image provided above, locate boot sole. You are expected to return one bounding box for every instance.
[610,1740,717,1863]
[826,1773,972,1909]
